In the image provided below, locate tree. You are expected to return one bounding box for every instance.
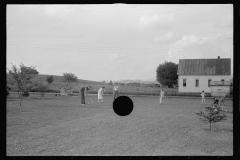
[46,75,54,85]
[196,106,227,131]
[21,66,39,74]
[156,61,178,88]
[8,63,39,106]
[62,73,78,84]
[109,80,113,85]
[62,73,78,95]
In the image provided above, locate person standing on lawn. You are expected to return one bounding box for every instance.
[159,89,164,104]
[201,90,206,104]
[98,86,105,102]
[113,83,119,100]
[79,86,91,105]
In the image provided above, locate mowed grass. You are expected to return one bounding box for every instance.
[7,93,233,156]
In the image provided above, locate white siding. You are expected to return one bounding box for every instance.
[178,75,231,93]
[211,86,230,96]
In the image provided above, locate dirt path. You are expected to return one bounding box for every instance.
[7,95,233,156]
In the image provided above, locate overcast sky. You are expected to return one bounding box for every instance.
[7,4,233,82]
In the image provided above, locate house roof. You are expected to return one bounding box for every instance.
[177,58,231,75]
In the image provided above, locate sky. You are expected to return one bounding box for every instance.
[7,4,233,82]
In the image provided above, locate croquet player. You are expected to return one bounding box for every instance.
[212,96,228,112]
[79,86,91,105]
[201,90,206,104]
[159,89,164,104]
[98,86,105,102]
[113,83,119,100]
[212,97,219,108]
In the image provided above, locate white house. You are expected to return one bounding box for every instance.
[177,56,231,94]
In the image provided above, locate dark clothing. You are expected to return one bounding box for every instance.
[80,91,85,104]
[212,98,220,108]
[80,87,90,104]
[213,99,219,104]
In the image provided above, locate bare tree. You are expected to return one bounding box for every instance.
[8,63,39,106]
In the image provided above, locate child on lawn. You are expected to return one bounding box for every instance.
[159,89,164,104]
[201,90,206,104]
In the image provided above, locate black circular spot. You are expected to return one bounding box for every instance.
[113,96,134,116]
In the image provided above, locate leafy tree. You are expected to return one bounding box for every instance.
[21,66,39,74]
[46,75,54,84]
[62,73,78,84]
[156,61,178,88]
[196,106,227,131]
[62,73,78,95]
[109,80,113,85]
[8,63,39,106]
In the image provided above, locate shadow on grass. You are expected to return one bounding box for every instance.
[78,106,105,108]
[7,96,72,102]
[7,98,21,101]
[220,128,233,132]
[203,127,233,133]
[42,105,106,109]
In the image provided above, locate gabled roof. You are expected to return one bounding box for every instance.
[177,58,231,75]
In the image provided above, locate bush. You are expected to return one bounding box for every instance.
[37,83,49,97]
[22,91,30,97]
[7,86,11,96]
[44,88,58,93]
[29,88,38,92]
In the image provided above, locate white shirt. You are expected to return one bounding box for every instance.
[160,91,164,97]
[98,88,104,94]
[114,85,118,91]
[201,92,205,98]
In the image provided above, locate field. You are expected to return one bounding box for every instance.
[7,93,233,156]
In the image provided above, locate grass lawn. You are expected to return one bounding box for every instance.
[7,93,233,156]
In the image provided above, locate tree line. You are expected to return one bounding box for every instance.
[7,63,79,106]
[105,61,178,88]
[7,61,178,106]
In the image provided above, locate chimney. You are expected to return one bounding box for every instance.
[218,56,220,59]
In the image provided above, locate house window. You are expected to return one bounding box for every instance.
[208,79,211,87]
[183,79,186,87]
[195,79,199,87]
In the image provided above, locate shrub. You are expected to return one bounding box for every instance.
[37,83,49,97]
[47,89,59,93]
[29,88,38,92]
[22,92,30,97]
[6,86,11,97]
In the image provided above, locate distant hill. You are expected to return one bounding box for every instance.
[100,77,158,84]
[7,74,105,85]
[144,77,157,81]
[116,79,159,84]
